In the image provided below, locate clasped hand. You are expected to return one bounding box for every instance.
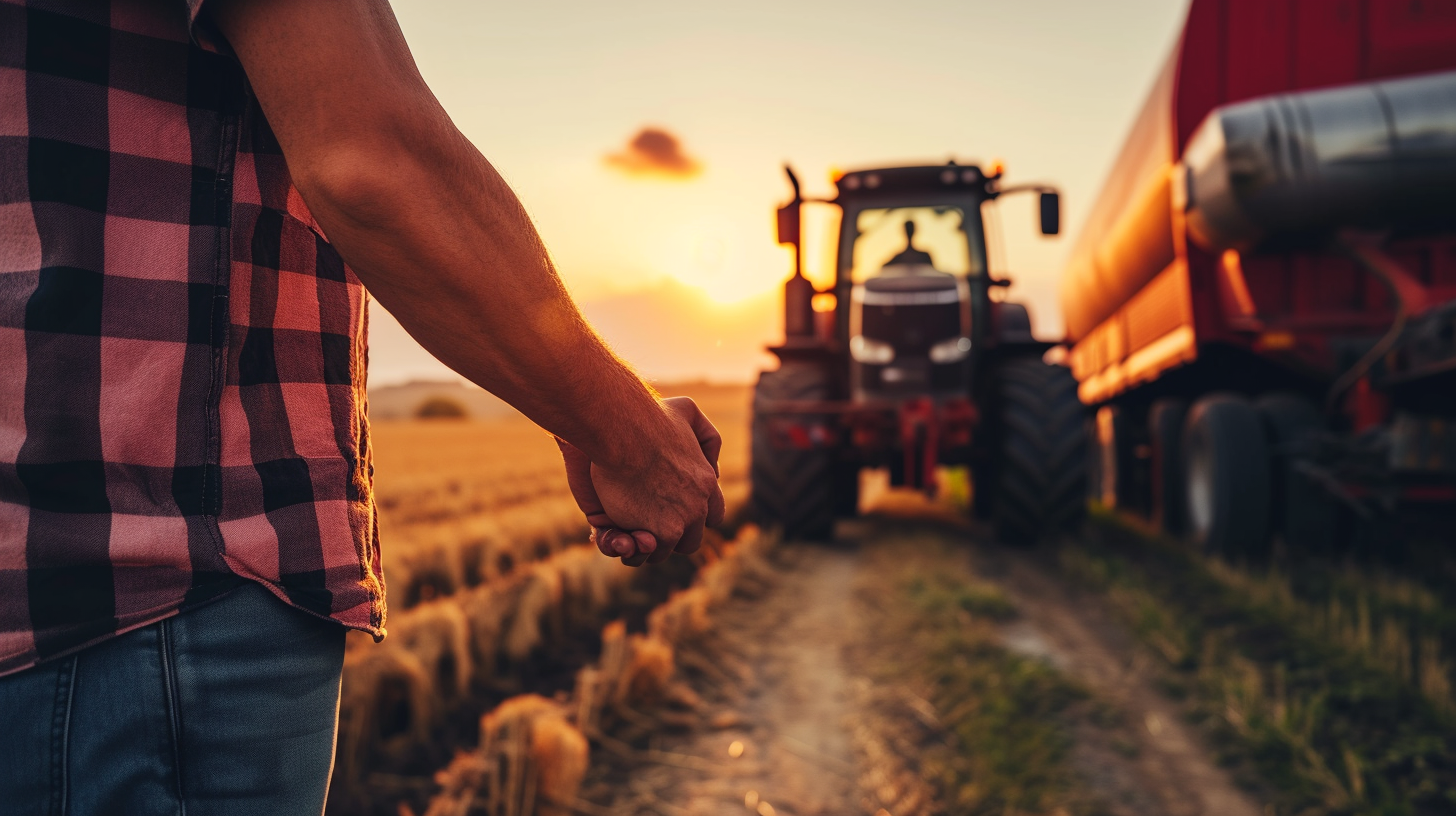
[556,397,726,566]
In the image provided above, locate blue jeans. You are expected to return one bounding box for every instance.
[0,582,346,816]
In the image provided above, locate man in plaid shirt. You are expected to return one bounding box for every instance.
[0,0,725,812]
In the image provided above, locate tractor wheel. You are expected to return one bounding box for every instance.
[993,357,1087,544]
[750,362,838,541]
[1257,393,1341,553]
[1183,394,1272,559]
[972,458,995,520]
[1149,398,1188,536]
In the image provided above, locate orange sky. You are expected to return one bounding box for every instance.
[370,0,1191,386]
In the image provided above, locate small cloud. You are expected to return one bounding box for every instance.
[604,127,703,179]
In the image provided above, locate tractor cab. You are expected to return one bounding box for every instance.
[849,215,974,399]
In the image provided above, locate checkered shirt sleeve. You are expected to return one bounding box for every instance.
[0,0,385,677]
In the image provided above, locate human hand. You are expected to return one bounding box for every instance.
[556,396,725,566]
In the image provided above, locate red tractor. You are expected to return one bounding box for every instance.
[750,162,1084,542]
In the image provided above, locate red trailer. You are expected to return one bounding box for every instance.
[1061,0,1456,554]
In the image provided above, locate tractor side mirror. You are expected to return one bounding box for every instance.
[1039,192,1061,236]
[776,201,801,248]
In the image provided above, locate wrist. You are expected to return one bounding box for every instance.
[562,369,677,473]
[593,398,676,474]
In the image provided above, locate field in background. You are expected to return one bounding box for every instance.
[367,381,750,612]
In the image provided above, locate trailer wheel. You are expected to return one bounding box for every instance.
[1183,394,1272,558]
[1257,393,1340,553]
[750,363,840,541]
[993,357,1087,544]
[1149,398,1188,536]
[1083,415,1102,507]
[1094,406,1138,510]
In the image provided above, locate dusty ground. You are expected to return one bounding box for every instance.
[583,545,862,816]
[586,502,1265,816]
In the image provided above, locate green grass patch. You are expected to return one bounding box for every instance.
[856,539,1096,816]
[1066,509,1456,816]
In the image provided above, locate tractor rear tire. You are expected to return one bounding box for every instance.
[1183,394,1272,559]
[750,363,838,541]
[993,357,1087,544]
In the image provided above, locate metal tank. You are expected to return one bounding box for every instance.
[1182,69,1456,251]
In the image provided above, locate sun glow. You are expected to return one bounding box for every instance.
[641,214,791,304]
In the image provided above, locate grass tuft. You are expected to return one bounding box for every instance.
[854,539,1095,816]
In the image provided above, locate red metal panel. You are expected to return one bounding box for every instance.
[1186,248,1227,342]
[1366,0,1456,78]
[1293,0,1361,88]
[1173,0,1456,151]
[1241,256,1291,318]
[1174,0,1225,151]
[1383,237,1456,295]
[1292,254,1363,316]
[1226,0,1294,101]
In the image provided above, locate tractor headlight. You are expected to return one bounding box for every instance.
[929,336,972,364]
[850,335,895,365]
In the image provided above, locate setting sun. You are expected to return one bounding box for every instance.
[641,213,787,304]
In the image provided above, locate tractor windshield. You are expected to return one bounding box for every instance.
[847,206,982,283]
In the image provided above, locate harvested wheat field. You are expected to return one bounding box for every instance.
[330,383,1456,816]
[326,382,750,815]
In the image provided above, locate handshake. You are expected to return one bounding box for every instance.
[556,397,726,567]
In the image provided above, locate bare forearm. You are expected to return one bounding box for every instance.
[208,0,724,561]
[208,0,670,469]
[299,135,670,469]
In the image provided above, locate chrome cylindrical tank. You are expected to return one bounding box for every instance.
[1183,69,1456,252]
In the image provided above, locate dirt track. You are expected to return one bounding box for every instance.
[583,545,861,815]
[586,506,1264,815]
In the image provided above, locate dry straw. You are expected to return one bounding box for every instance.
[412,524,775,816]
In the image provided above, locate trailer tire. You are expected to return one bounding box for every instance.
[1183,394,1272,558]
[993,357,1087,544]
[1257,393,1340,553]
[1094,406,1138,510]
[1083,415,1102,506]
[1149,398,1188,536]
[750,363,839,541]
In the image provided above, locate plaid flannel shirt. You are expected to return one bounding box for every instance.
[0,0,386,677]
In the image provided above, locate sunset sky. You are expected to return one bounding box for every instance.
[370,0,1192,386]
